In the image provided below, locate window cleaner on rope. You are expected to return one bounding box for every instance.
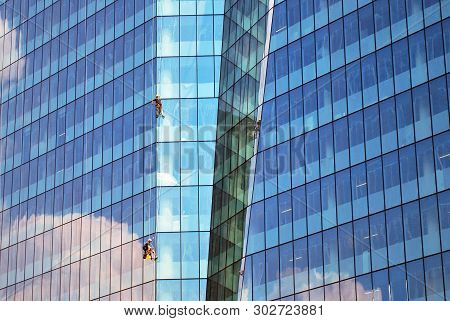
[253,119,261,138]
[150,94,165,118]
[143,238,158,261]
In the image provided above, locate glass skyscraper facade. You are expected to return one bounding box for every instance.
[208,0,450,301]
[153,0,223,301]
[0,0,449,302]
[0,0,223,301]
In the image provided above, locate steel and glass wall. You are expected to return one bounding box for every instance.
[208,0,450,301]
[0,0,223,301]
[153,0,223,301]
[0,0,159,301]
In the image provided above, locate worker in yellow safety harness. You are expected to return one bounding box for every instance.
[143,239,157,261]
[150,95,165,118]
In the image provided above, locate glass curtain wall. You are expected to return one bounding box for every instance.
[0,0,223,301]
[207,0,450,301]
[0,0,160,302]
[153,0,223,301]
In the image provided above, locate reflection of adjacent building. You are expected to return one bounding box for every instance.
[207,0,274,300]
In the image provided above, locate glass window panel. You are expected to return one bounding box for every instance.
[364,104,381,160]
[288,40,302,89]
[390,0,407,41]
[181,232,199,279]
[329,0,342,21]
[275,47,289,95]
[330,19,344,70]
[386,207,405,266]
[332,68,347,119]
[367,158,384,214]
[443,252,450,300]
[406,0,424,34]
[271,2,287,52]
[266,247,280,300]
[301,0,314,36]
[349,111,364,165]
[423,0,441,26]
[265,196,279,248]
[302,33,316,82]
[351,163,368,219]
[389,265,407,300]
[356,274,373,301]
[354,218,371,276]
[338,223,355,279]
[261,100,276,149]
[279,242,294,297]
[321,174,336,229]
[407,260,426,301]
[316,26,330,76]
[323,228,338,284]
[409,31,428,87]
[317,75,332,126]
[399,145,418,203]
[292,186,307,239]
[412,84,432,141]
[416,138,437,197]
[157,232,181,280]
[424,254,445,300]
[276,94,290,144]
[304,82,318,132]
[370,212,387,271]
[336,169,352,224]
[306,181,321,234]
[305,130,319,182]
[294,238,309,293]
[383,151,401,208]
[420,195,441,256]
[361,54,378,107]
[264,147,277,198]
[197,15,214,55]
[277,142,291,192]
[403,201,423,261]
[180,16,196,56]
[429,76,449,134]
[359,4,375,56]
[308,233,323,288]
[393,39,411,93]
[344,12,359,63]
[157,187,180,232]
[438,191,450,251]
[396,91,414,147]
[252,252,266,301]
[380,98,398,153]
[287,0,301,42]
[372,269,389,301]
[278,191,293,244]
[247,202,265,255]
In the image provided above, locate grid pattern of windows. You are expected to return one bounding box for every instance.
[153,0,224,301]
[0,0,224,301]
[208,0,450,301]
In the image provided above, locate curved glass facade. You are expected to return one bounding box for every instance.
[207,0,450,301]
[0,0,223,301]
[1,0,449,302]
